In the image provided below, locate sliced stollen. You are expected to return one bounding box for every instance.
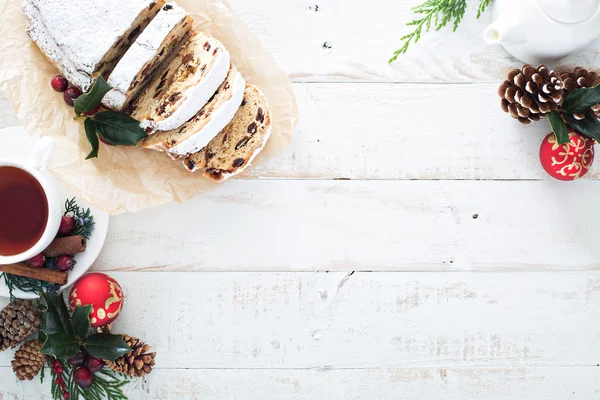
[129,31,231,132]
[23,0,93,90]
[183,85,272,182]
[103,3,193,111]
[26,0,165,86]
[141,65,245,157]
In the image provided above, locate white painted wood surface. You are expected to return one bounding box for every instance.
[2,0,600,398]
[1,272,600,399]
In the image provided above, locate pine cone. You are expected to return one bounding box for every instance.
[11,340,47,380]
[499,64,566,124]
[0,300,41,351]
[106,335,156,377]
[560,67,600,120]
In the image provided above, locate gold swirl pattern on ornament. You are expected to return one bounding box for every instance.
[105,280,123,319]
[548,133,593,179]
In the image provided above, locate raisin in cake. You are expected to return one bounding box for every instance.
[129,31,230,132]
[141,65,245,157]
[103,3,193,111]
[26,0,164,86]
[183,85,272,182]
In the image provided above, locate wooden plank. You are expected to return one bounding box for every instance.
[0,367,598,399]
[92,180,600,272]
[248,83,600,180]
[1,271,600,369]
[1,0,599,84]
[227,0,600,83]
[3,84,598,180]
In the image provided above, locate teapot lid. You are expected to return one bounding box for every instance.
[538,0,600,23]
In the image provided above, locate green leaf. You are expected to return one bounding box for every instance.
[84,333,131,362]
[548,111,570,144]
[40,292,73,336]
[565,113,600,142]
[84,118,99,160]
[562,85,600,114]
[92,111,146,146]
[70,305,93,339]
[40,332,80,359]
[74,76,112,115]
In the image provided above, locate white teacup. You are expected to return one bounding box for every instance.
[0,137,62,265]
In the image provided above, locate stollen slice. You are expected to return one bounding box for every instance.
[182,84,272,182]
[129,31,230,133]
[141,65,245,158]
[103,3,193,111]
[26,0,165,88]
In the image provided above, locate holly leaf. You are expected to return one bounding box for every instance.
[70,305,93,339]
[40,332,80,360]
[83,333,131,361]
[91,112,146,146]
[565,113,600,142]
[40,292,73,336]
[548,111,570,145]
[84,118,99,160]
[561,85,600,114]
[74,76,112,115]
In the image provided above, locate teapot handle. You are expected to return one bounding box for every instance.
[27,136,55,172]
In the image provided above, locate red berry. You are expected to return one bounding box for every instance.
[64,393,70,400]
[25,253,46,268]
[68,352,86,367]
[83,104,101,116]
[56,255,73,271]
[87,356,105,373]
[59,215,75,236]
[98,135,114,146]
[51,75,69,92]
[73,367,94,388]
[63,87,82,106]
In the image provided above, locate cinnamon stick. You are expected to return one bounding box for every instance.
[0,263,68,285]
[43,235,87,258]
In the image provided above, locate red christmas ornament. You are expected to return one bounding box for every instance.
[539,130,595,181]
[68,273,124,328]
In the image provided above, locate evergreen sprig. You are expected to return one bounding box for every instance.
[49,361,130,400]
[389,0,494,63]
[64,198,95,240]
[1,271,50,302]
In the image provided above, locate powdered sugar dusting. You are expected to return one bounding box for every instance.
[30,0,158,74]
[23,0,93,91]
[108,3,188,99]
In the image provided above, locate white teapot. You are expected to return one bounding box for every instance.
[483,0,600,64]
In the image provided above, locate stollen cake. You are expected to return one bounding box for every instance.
[129,31,230,132]
[26,0,165,86]
[23,0,93,90]
[141,65,245,157]
[183,85,272,182]
[103,3,193,111]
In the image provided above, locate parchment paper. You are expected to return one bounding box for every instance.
[0,0,298,214]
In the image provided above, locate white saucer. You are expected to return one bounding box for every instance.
[0,126,109,299]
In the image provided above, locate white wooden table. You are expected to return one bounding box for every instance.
[2,1,600,398]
